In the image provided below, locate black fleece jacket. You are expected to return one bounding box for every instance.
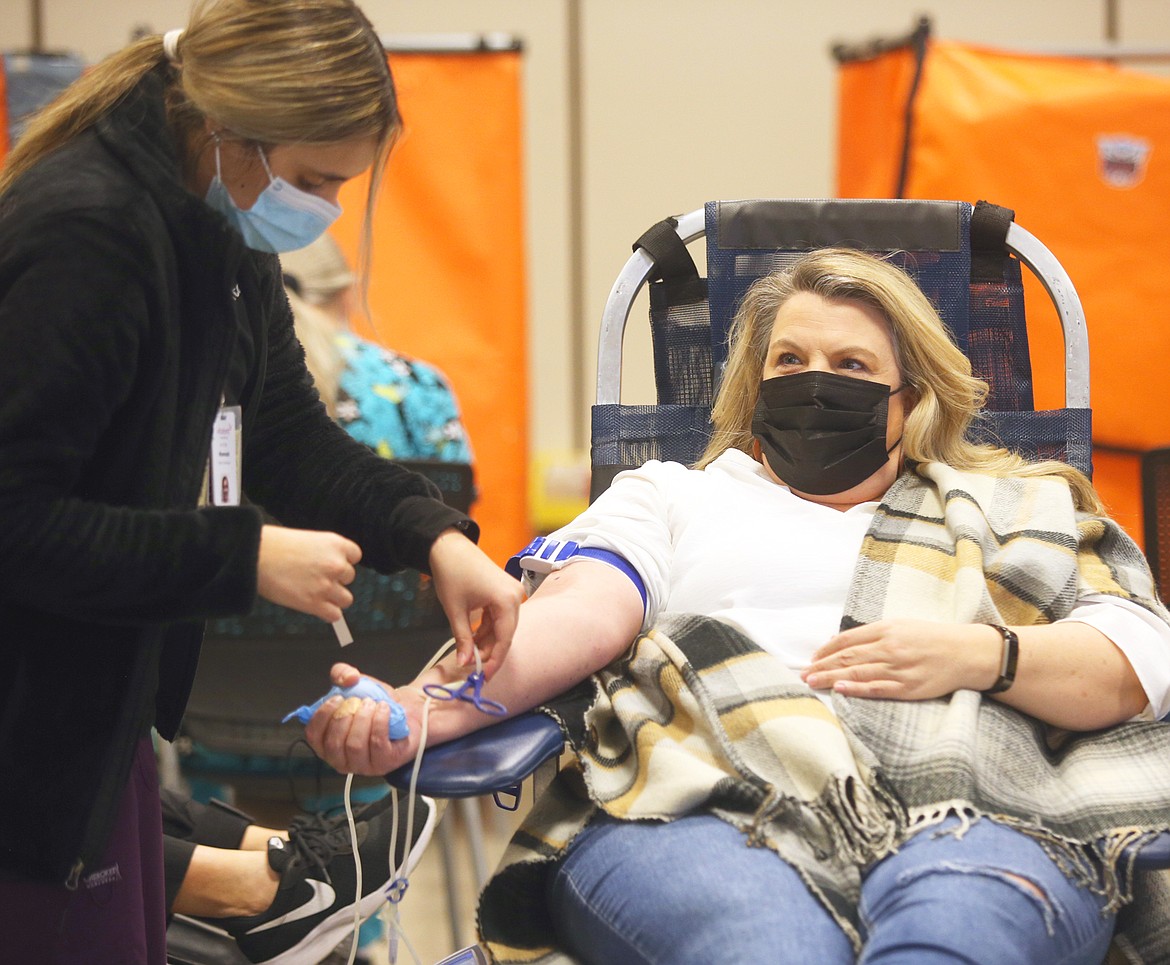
[0,68,476,884]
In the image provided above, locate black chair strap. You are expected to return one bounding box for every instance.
[970,200,1016,282]
[636,216,697,295]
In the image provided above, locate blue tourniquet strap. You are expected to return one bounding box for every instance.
[506,536,647,613]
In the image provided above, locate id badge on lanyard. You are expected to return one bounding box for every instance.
[207,401,243,507]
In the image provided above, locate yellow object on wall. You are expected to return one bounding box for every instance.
[529,449,590,535]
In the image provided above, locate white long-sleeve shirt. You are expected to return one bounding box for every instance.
[534,449,1170,719]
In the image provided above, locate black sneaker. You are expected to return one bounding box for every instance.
[222,794,436,965]
[287,788,406,839]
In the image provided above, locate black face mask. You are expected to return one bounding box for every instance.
[750,371,903,495]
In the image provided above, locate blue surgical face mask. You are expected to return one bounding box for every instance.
[204,139,341,254]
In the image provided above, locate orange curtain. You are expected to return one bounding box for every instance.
[331,49,530,567]
[837,39,1170,543]
[835,45,918,200]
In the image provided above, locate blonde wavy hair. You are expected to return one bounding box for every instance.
[0,0,399,282]
[286,287,344,419]
[697,247,1102,513]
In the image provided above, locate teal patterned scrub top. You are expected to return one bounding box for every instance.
[333,332,473,464]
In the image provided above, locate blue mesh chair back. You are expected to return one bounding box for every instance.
[591,199,1091,498]
[2,52,86,144]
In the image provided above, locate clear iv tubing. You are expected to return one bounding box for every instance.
[338,635,496,965]
[338,690,434,965]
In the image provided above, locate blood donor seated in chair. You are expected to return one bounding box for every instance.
[302,249,1170,965]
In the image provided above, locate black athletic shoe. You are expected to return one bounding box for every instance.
[222,794,436,965]
[287,788,404,840]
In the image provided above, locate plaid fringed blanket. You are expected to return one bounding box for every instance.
[477,465,1170,963]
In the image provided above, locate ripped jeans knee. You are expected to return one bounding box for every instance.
[869,859,1058,936]
[858,816,1116,965]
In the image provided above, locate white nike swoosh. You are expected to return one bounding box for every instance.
[246,879,337,934]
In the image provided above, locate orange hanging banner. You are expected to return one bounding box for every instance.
[836,32,1170,544]
[835,33,924,200]
[332,48,530,567]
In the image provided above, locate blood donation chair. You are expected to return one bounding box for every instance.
[386,199,1170,962]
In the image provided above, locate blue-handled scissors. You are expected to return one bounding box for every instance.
[423,669,507,717]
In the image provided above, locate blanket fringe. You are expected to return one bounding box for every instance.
[745,773,905,869]
[821,774,905,866]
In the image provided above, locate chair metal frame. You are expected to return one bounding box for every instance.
[596,206,1089,409]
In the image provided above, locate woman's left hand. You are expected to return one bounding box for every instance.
[304,663,425,776]
[801,619,1001,700]
[428,529,525,678]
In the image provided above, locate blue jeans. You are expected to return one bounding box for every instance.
[546,813,1116,964]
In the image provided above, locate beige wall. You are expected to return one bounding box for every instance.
[5,0,1168,459]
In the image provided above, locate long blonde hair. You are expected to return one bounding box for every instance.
[286,287,344,418]
[698,248,1103,513]
[0,0,399,282]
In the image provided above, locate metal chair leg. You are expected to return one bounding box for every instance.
[436,813,467,951]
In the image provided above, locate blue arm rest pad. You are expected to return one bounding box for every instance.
[384,712,566,799]
[1129,831,1170,871]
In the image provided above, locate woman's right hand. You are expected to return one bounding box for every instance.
[256,523,362,622]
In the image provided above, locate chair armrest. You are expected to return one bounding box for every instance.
[384,712,565,799]
[1130,831,1170,871]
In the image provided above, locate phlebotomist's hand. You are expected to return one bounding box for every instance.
[428,528,525,678]
[256,523,361,622]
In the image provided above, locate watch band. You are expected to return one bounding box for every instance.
[982,624,1019,694]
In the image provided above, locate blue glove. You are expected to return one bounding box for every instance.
[283,675,409,740]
